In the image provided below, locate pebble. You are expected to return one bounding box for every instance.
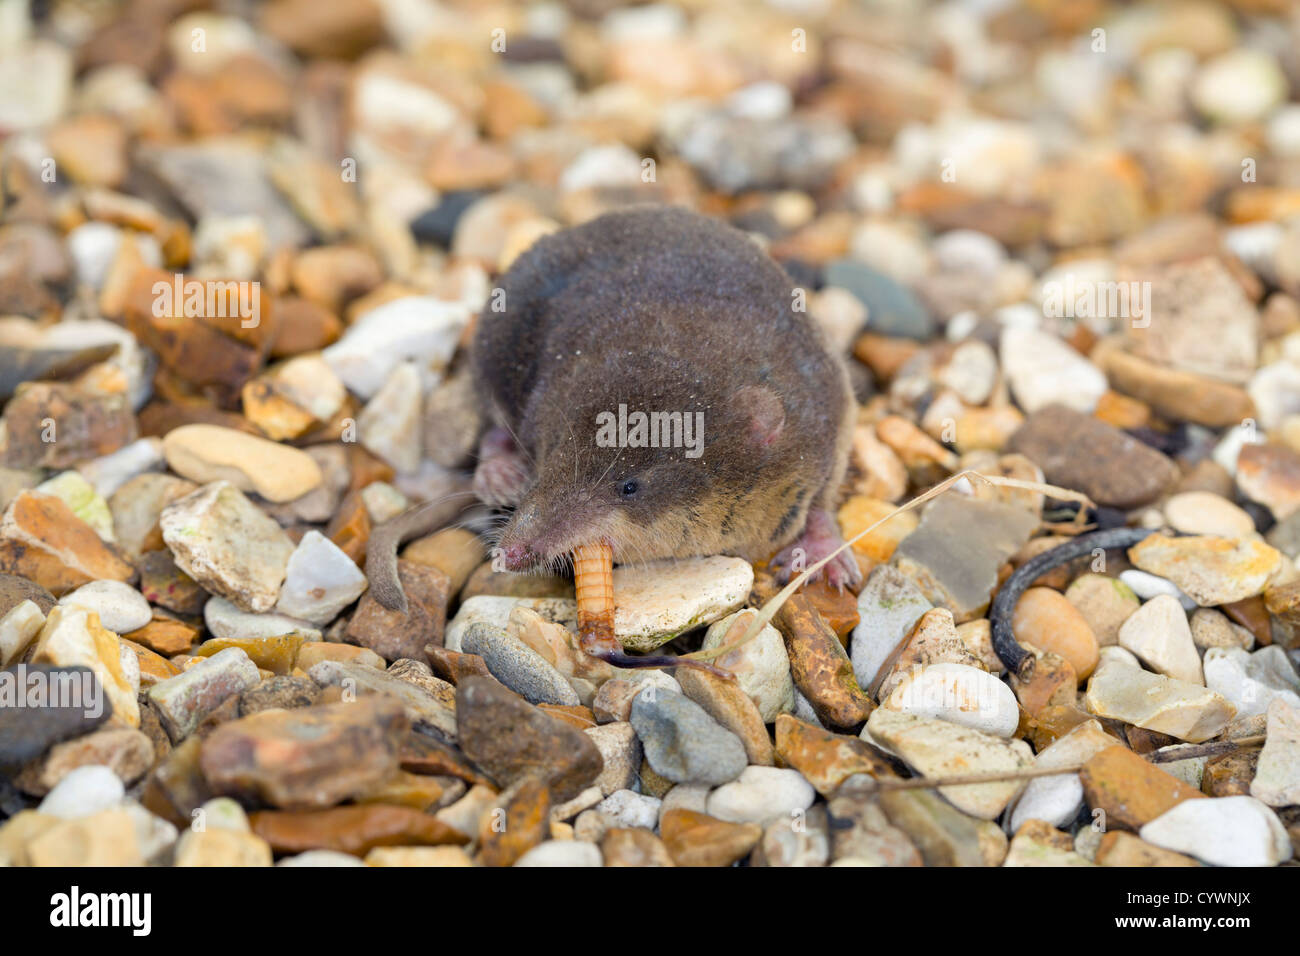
[1190,608,1255,652]
[1006,720,1115,832]
[823,260,935,340]
[1011,587,1100,680]
[1064,574,1139,646]
[705,766,815,825]
[863,709,1034,819]
[514,840,603,867]
[1119,570,1198,610]
[273,531,368,626]
[659,808,762,867]
[34,471,114,542]
[1007,405,1179,509]
[32,606,138,729]
[675,664,773,765]
[1000,327,1107,414]
[1128,534,1283,607]
[357,361,423,474]
[204,597,319,643]
[37,765,124,819]
[1236,443,1300,520]
[586,722,641,796]
[891,495,1037,622]
[322,296,469,399]
[1085,661,1235,743]
[1140,795,1291,867]
[851,566,932,694]
[0,490,135,595]
[162,425,322,504]
[698,609,793,723]
[1118,594,1203,685]
[0,599,44,666]
[883,662,1020,738]
[1080,745,1205,831]
[630,689,748,786]
[346,561,450,662]
[461,621,580,707]
[1203,646,1300,720]
[1163,491,1257,539]
[611,556,753,653]
[311,660,457,740]
[597,790,661,830]
[1191,49,1287,124]
[0,664,110,773]
[148,647,261,742]
[22,728,154,795]
[1251,697,1300,807]
[161,482,295,613]
[57,580,151,634]
[75,438,165,500]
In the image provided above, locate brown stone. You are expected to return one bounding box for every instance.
[1237,443,1300,521]
[1011,587,1100,680]
[0,491,135,596]
[1080,745,1205,831]
[346,560,450,661]
[774,593,873,730]
[325,489,370,565]
[801,577,861,640]
[269,296,342,358]
[290,245,384,313]
[124,616,197,657]
[1010,651,1077,715]
[398,731,495,789]
[1095,830,1201,867]
[676,666,774,766]
[1202,748,1260,797]
[137,549,207,615]
[455,677,603,802]
[250,804,468,856]
[17,727,153,796]
[120,637,183,687]
[401,527,486,598]
[773,714,894,796]
[1094,340,1255,429]
[537,704,597,730]
[660,808,762,867]
[1006,404,1179,509]
[476,777,550,867]
[601,827,675,867]
[140,736,212,830]
[1221,595,1272,647]
[426,646,494,685]
[260,0,385,60]
[1,383,135,469]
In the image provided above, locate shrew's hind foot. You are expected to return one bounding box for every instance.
[770,508,863,591]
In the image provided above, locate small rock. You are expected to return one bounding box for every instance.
[883,662,1020,737]
[601,826,675,867]
[345,561,450,662]
[0,491,135,595]
[1080,745,1205,830]
[1006,404,1178,509]
[321,296,468,400]
[1251,697,1300,807]
[21,728,153,795]
[160,481,295,614]
[1064,573,1139,646]
[1140,795,1291,867]
[148,647,261,742]
[851,566,932,694]
[1163,491,1256,539]
[310,660,457,739]
[1119,569,1197,610]
[162,425,323,504]
[827,789,922,866]
[612,556,753,653]
[1203,646,1300,720]
[1006,720,1116,832]
[586,722,641,796]
[1085,661,1235,743]
[58,580,151,634]
[514,839,603,867]
[37,765,125,819]
[1190,608,1255,652]
[1012,587,1100,680]
[864,708,1034,819]
[630,689,747,786]
[250,804,467,858]
[675,662,774,765]
[27,808,142,866]
[597,789,661,830]
[461,621,579,706]
[1000,326,1107,414]
[659,808,761,867]
[773,715,894,797]
[32,606,138,728]
[273,531,368,626]
[1128,534,1283,607]
[699,609,793,722]
[204,597,319,643]
[173,827,273,866]
[706,766,815,825]
[1119,594,1203,685]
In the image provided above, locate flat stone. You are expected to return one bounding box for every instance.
[357,361,423,473]
[0,383,135,470]
[32,606,138,728]
[1128,534,1283,607]
[823,259,935,339]
[274,530,368,626]
[445,596,578,651]
[883,662,1020,737]
[58,580,151,634]
[163,424,322,503]
[250,804,468,857]
[148,647,261,742]
[1251,697,1300,806]
[0,599,44,666]
[321,296,468,399]
[1236,442,1300,520]
[194,633,306,675]
[1163,491,1256,539]
[35,471,114,542]
[1094,830,1201,867]
[1203,646,1300,720]
[37,764,124,819]
[699,609,793,722]
[773,714,895,797]
[1085,661,1235,743]
[880,607,985,699]
[753,805,831,867]
[476,776,551,867]
[0,491,135,595]
[461,621,580,706]
[455,677,602,801]
[514,839,603,867]
[851,565,932,694]
[160,481,295,614]
[200,697,407,810]
[346,560,450,662]
[294,642,384,673]
[1000,326,1107,414]
[109,474,199,559]
[239,675,322,715]
[597,789,661,830]
[1119,569,1197,610]
[877,787,1003,867]
[892,495,1037,622]
[612,556,753,653]
[19,727,153,796]
[309,659,457,739]
[1081,745,1205,830]
[863,709,1033,819]
[203,597,319,644]
[601,826,675,866]
[1119,594,1203,684]
[1190,608,1254,652]
[1006,404,1179,508]
[1140,795,1291,867]
[630,689,747,786]
[1064,573,1139,646]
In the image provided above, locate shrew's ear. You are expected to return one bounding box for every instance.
[734,385,785,450]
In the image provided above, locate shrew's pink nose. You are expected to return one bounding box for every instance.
[497,542,533,571]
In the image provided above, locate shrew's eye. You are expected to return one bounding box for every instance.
[620,479,639,498]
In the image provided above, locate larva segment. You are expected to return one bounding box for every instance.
[574,540,619,659]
